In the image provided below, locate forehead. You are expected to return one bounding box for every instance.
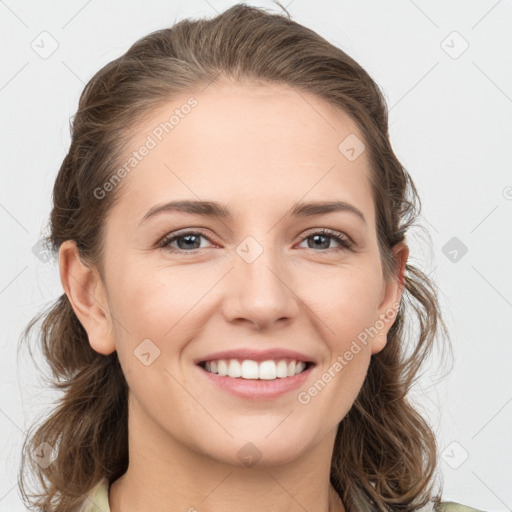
[109,82,375,227]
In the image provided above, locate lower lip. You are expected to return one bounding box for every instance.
[196,364,315,400]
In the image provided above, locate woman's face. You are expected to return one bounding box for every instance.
[65,82,407,468]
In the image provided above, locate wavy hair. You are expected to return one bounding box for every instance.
[18,3,452,511]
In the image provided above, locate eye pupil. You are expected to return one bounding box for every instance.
[178,234,201,250]
[309,234,330,249]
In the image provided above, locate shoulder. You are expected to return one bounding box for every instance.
[77,477,111,512]
[438,502,487,512]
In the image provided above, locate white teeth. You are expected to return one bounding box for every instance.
[228,359,242,378]
[295,361,306,374]
[259,360,276,380]
[218,360,228,376]
[241,360,259,379]
[276,360,288,378]
[202,358,309,380]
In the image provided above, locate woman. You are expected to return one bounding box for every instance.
[18,3,484,511]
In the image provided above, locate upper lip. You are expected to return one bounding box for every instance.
[194,348,317,365]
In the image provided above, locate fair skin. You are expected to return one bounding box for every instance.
[59,81,408,512]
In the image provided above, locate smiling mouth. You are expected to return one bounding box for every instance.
[197,358,314,380]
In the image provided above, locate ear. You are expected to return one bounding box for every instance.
[58,240,116,355]
[370,241,409,355]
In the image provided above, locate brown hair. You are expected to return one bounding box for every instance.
[19,3,452,511]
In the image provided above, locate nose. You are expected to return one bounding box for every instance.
[221,238,299,330]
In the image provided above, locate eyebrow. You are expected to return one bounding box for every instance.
[139,199,367,226]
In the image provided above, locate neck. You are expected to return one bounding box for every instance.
[110,474,345,512]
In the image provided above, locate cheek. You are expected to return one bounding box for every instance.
[107,269,196,403]
[109,259,191,330]
[107,263,217,369]
[317,265,383,342]
[302,269,380,423]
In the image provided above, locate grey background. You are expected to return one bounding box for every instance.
[1,1,511,510]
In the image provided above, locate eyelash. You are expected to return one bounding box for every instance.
[157,228,353,255]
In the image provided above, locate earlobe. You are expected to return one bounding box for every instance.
[58,240,116,355]
[371,241,409,355]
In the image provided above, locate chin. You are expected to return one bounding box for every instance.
[200,432,313,469]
